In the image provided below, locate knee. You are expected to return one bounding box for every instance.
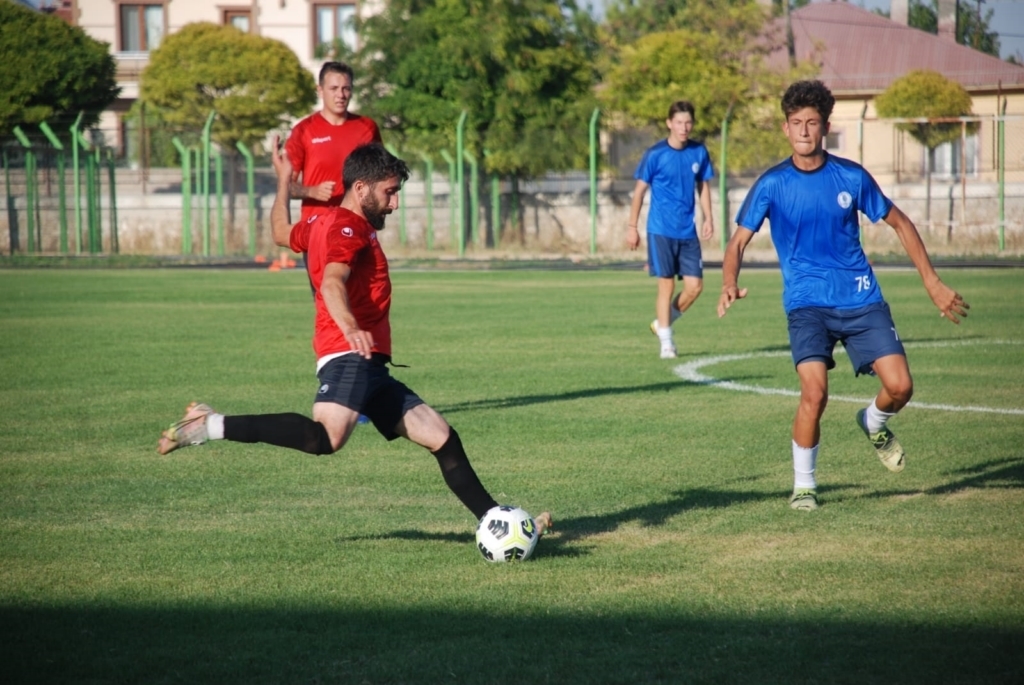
[687,280,704,298]
[888,379,914,406]
[800,387,828,415]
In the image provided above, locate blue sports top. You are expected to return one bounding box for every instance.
[735,153,893,313]
[635,139,714,240]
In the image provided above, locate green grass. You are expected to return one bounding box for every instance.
[1,266,1022,684]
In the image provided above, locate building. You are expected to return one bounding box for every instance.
[772,0,1024,184]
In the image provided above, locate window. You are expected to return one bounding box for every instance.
[313,3,357,56]
[223,8,252,33]
[119,3,165,52]
[824,130,843,152]
[932,132,979,179]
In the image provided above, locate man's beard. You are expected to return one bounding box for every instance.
[361,195,389,231]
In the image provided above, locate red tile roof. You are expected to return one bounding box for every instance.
[769,1,1024,94]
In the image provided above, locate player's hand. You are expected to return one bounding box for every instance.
[701,220,714,241]
[270,135,292,180]
[626,226,640,251]
[717,285,748,318]
[929,282,969,324]
[345,328,375,359]
[307,181,336,202]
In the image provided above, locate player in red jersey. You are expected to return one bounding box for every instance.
[286,61,382,221]
[157,141,552,532]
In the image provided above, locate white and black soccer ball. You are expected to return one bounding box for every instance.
[475,505,539,562]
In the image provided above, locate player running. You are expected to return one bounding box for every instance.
[718,80,968,511]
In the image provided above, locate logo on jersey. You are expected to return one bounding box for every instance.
[341,227,354,237]
[318,383,329,394]
[837,191,853,209]
[307,214,319,224]
[311,136,332,144]
[691,162,700,174]
[370,232,377,242]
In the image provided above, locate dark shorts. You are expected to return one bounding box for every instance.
[787,302,906,376]
[315,353,424,440]
[647,235,703,279]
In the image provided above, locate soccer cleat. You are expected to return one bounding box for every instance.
[534,511,553,536]
[856,408,906,473]
[660,345,678,359]
[157,402,214,455]
[789,488,819,511]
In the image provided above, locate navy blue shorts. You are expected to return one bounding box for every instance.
[647,235,703,279]
[786,302,905,376]
[315,353,424,440]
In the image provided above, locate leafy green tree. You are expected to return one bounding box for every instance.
[141,23,316,150]
[875,69,974,227]
[600,0,818,173]
[141,22,316,226]
[353,0,598,178]
[0,1,118,137]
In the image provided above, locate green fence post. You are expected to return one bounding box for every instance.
[76,130,98,253]
[91,146,102,253]
[719,103,734,253]
[12,127,36,252]
[589,108,600,255]
[215,150,224,256]
[235,141,256,257]
[3,149,17,254]
[462,148,478,248]
[484,148,500,249]
[39,122,68,254]
[384,144,407,245]
[201,111,215,256]
[455,111,467,257]
[439,149,456,251]
[107,149,118,254]
[172,137,192,254]
[69,112,84,254]
[417,152,434,250]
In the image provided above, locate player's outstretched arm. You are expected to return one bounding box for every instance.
[718,226,754,318]
[884,206,970,324]
[269,136,295,248]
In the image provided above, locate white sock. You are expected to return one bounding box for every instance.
[657,326,674,347]
[206,413,225,440]
[793,441,818,490]
[863,400,896,434]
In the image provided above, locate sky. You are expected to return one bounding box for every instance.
[587,0,1024,61]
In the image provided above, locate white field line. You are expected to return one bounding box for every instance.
[673,340,1024,416]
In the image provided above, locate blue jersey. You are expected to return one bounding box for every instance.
[735,153,893,313]
[635,139,714,240]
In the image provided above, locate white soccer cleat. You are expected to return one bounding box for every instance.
[158,402,214,455]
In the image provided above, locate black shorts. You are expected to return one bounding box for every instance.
[315,353,424,440]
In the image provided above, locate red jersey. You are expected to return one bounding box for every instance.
[285,112,381,220]
[289,208,392,359]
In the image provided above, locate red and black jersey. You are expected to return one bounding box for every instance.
[290,208,391,359]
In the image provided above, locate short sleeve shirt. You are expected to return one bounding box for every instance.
[634,139,715,240]
[290,207,392,359]
[735,153,893,313]
[285,112,382,220]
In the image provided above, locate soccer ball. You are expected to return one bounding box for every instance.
[475,505,539,562]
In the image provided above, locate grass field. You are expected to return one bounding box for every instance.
[1,266,1022,684]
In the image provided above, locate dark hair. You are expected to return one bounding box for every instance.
[667,101,696,121]
[319,61,354,86]
[781,80,835,123]
[343,143,410,191]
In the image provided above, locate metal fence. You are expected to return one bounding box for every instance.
[2,115,1023,257]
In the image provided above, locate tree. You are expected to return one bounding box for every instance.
[875,69,974,229]
[141,23,316,150]
[0,1,118,137]
[877,0,1000,57]
[353,0,598,179]
[140,23,316,226]
[599,0,818,173]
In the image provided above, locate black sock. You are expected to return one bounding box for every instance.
[224,413,334,455]
[431,427,498,519]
